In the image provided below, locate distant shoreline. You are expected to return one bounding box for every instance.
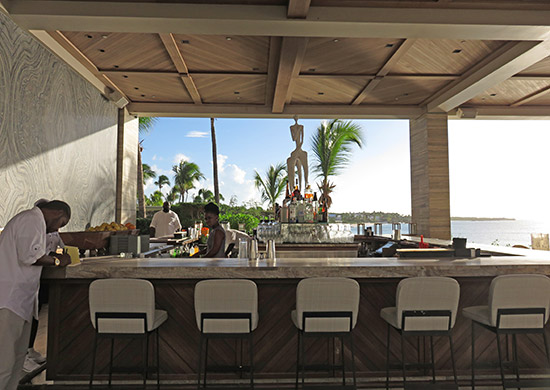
[451,217,515,221]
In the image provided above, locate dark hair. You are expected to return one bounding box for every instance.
[37,200,71,219]
[204,202,219,216]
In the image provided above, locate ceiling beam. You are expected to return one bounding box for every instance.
[9,2,550,40]
[0,0,10,14]
[272,37,308,113]
[457,105,550,119]
[159,33,202,104]
[44,30,128,99]
[287,0,311,19]
[510,85,550,107]
[128,102,423,119]
[425,40,550,112]
[352,38,416,105]
[265,37,282,107]
[512,75,550,81]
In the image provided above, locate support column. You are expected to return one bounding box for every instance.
[409,112,451,240]
[115,109,138,223]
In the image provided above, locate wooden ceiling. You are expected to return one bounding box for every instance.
[5,0,550,118]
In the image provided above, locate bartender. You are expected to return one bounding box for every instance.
[0,200,72,390]
[150,202,182,238]
[194,202,225,258]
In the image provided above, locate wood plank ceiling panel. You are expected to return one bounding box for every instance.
[517,56,550,75]
[192,74,266,104]
[107,73,193,102]
[300,37,399,75]
[525,92,550,105]
[310,0,550,9]
[391,39,506,75]
[291,77,367,104]
[465,79,550,105]
[172,35,269,72]
[359,78,452,105]
[62,32,175,71]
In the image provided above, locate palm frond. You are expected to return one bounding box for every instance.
[138,117,158,136]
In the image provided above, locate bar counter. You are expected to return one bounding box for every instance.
[43,255,550,385]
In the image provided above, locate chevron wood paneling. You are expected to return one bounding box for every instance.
[46,277,550,384]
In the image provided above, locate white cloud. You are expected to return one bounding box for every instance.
[217,154,228,173]
[173,153,190,164]
[152,155,157,161]
[186,131,208,138]
[229,164,246,184]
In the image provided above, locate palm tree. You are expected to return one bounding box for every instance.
[210,118,220,204]
[142,164,156,181]
[167,185,181,204]
[254,162,287,217]
[154,175,170,192]
[137,117,158,217]
[194,188,224,203]
[172,160,205,203]
[311,119,363,210]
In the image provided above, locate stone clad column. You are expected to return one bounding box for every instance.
[115,109,138,223]
[409,112,451,240]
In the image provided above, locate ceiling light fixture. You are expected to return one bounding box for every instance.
[181,40,190,44]
[385,43,394,48]
[86,34,93,39]
[99,49,105,53]
[453,49,462,54]
[333,39,339,42]
[318,92,324,95]
[226,37,232,41]
[309,68,316,72]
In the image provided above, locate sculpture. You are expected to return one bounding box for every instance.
[287,117,308,192]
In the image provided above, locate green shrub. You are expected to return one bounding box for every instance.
[219,213,259,234]
[136,217,152,235]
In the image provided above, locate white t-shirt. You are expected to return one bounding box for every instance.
[150,210,182,237]
[0,207,46,322]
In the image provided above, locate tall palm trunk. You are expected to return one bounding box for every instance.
[211,118,220,204]
[137,144,146,218]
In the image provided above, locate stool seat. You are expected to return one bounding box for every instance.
[462,306,491,327]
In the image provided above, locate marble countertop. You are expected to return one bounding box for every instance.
[42,254,550,280]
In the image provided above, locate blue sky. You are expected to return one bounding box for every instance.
[141,118,550,221]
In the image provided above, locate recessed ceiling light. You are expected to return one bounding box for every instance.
[99,49,105,53]
[234,91,240,95]
[181,40,190,44]
[385,43,394,48]
[101,35,108,39]
[403,93,409,96]
[152,95,156,98]
[252,67,259,71]
[333,39,339,42]
[225,37,232,41]
[113,65,119,69]
[309,68,316,72]
[453,49,462,54]
[123,75,128,78]
[134,87,139,90]
[318,92,324,95]
[490,93,497,96]
[86,34,93,39]
[141,94,145,97]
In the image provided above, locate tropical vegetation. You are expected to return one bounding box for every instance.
[137,117,159,217]
[254,162,287,217]
[310,119,363,211]
[154,175,170,192]
[172,160,205,203]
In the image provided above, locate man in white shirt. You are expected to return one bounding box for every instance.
[0,200,72,389]
[150,202,182,238]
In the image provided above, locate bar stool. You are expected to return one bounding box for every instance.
[88,279,167,389]
[194,279,258,389]
[291,277,360,389]
[463,274,550,389]
[380,277,460,389]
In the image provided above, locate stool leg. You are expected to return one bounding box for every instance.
[89,333,98,389]
[197,334,204,390]
[512,334,520,385]
[471,322,476,390]
[240,338,244,379]
[496,332,506,390]
[341,336,346,386]
[349,333,357,389]
[543,330,550,367]
[448,334,458,388]
[204,338,209,388]
[295,331,300,389]
[144,333,149,389]
[156,329,160,390]
[332,337,336,377]
[429,336,436,384]
[108,338,114,388]
[385,324,391,390]
[249,334,254,390]
[400,331,406,387]
[301,332,306,387]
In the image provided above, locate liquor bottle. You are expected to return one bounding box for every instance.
[312,192,318,222]
[304,184,312,200]
[284,181,291,206]
[289,196,297,223]
[297,199,305,223]
[293,179,301,200]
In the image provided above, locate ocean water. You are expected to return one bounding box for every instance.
[351,220,550,247]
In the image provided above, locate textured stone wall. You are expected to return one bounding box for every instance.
[0,12,120,230]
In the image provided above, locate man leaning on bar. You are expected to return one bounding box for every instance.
[0,200,72,389]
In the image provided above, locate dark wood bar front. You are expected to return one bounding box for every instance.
[43,257,550,386]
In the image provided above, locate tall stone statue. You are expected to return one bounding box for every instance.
[287,117,308,192]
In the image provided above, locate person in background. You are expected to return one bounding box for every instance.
[0,200,72,390]
[22,200,66,373]
[149,202,182,238]
[194,202,225,258]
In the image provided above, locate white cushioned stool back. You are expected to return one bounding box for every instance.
[296,277,359,332]
[489,274,550,329]
[195,279,258,334]
[89,279,156,334]
[396,277,460,331]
